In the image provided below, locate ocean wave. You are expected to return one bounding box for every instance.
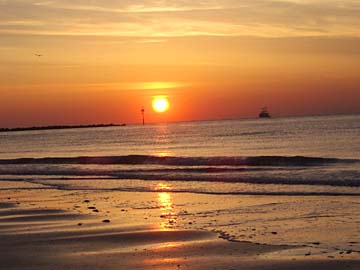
[0,168,359,187]
[0,155,357,166]
[0,155,359,188]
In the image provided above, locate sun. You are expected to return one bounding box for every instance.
[152,96,170,113]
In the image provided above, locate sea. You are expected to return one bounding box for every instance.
[0,114,359,196]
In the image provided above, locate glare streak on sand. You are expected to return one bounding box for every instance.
[0,190,359,270]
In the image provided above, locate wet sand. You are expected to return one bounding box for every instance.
[0,189,359,270]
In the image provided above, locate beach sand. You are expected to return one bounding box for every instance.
[0,189,359,270]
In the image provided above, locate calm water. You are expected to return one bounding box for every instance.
[0,114,359,195]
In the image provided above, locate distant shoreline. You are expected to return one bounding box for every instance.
[0,123,126,133]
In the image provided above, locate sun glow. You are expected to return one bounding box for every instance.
[152,96,170,113]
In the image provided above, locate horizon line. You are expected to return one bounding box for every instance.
[1,112,359,130]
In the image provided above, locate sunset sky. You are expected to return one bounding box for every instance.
[1,0,360,127]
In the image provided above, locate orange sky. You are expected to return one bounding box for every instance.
[0,1,360,127]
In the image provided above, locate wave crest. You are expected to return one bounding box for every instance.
[0,155,356,166]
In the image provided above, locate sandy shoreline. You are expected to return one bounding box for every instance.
[0,189,359,270]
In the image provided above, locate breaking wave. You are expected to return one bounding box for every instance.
[0,155,359,188]
[0,155,357,166]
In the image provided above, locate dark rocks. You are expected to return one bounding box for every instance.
[102,219,110,223]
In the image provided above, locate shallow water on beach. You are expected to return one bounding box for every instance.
[2,189,359,260]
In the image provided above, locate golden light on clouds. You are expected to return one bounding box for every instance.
[137,82,183,90]
[1,1,360,37]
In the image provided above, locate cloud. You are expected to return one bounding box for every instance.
[0,0,360,37]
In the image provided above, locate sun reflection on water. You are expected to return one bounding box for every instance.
[156,183,171,191]
[158,192,172,211]
[155,151,173,157]
[156,183,177,229]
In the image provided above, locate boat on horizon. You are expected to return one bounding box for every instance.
[259,107,271,118]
